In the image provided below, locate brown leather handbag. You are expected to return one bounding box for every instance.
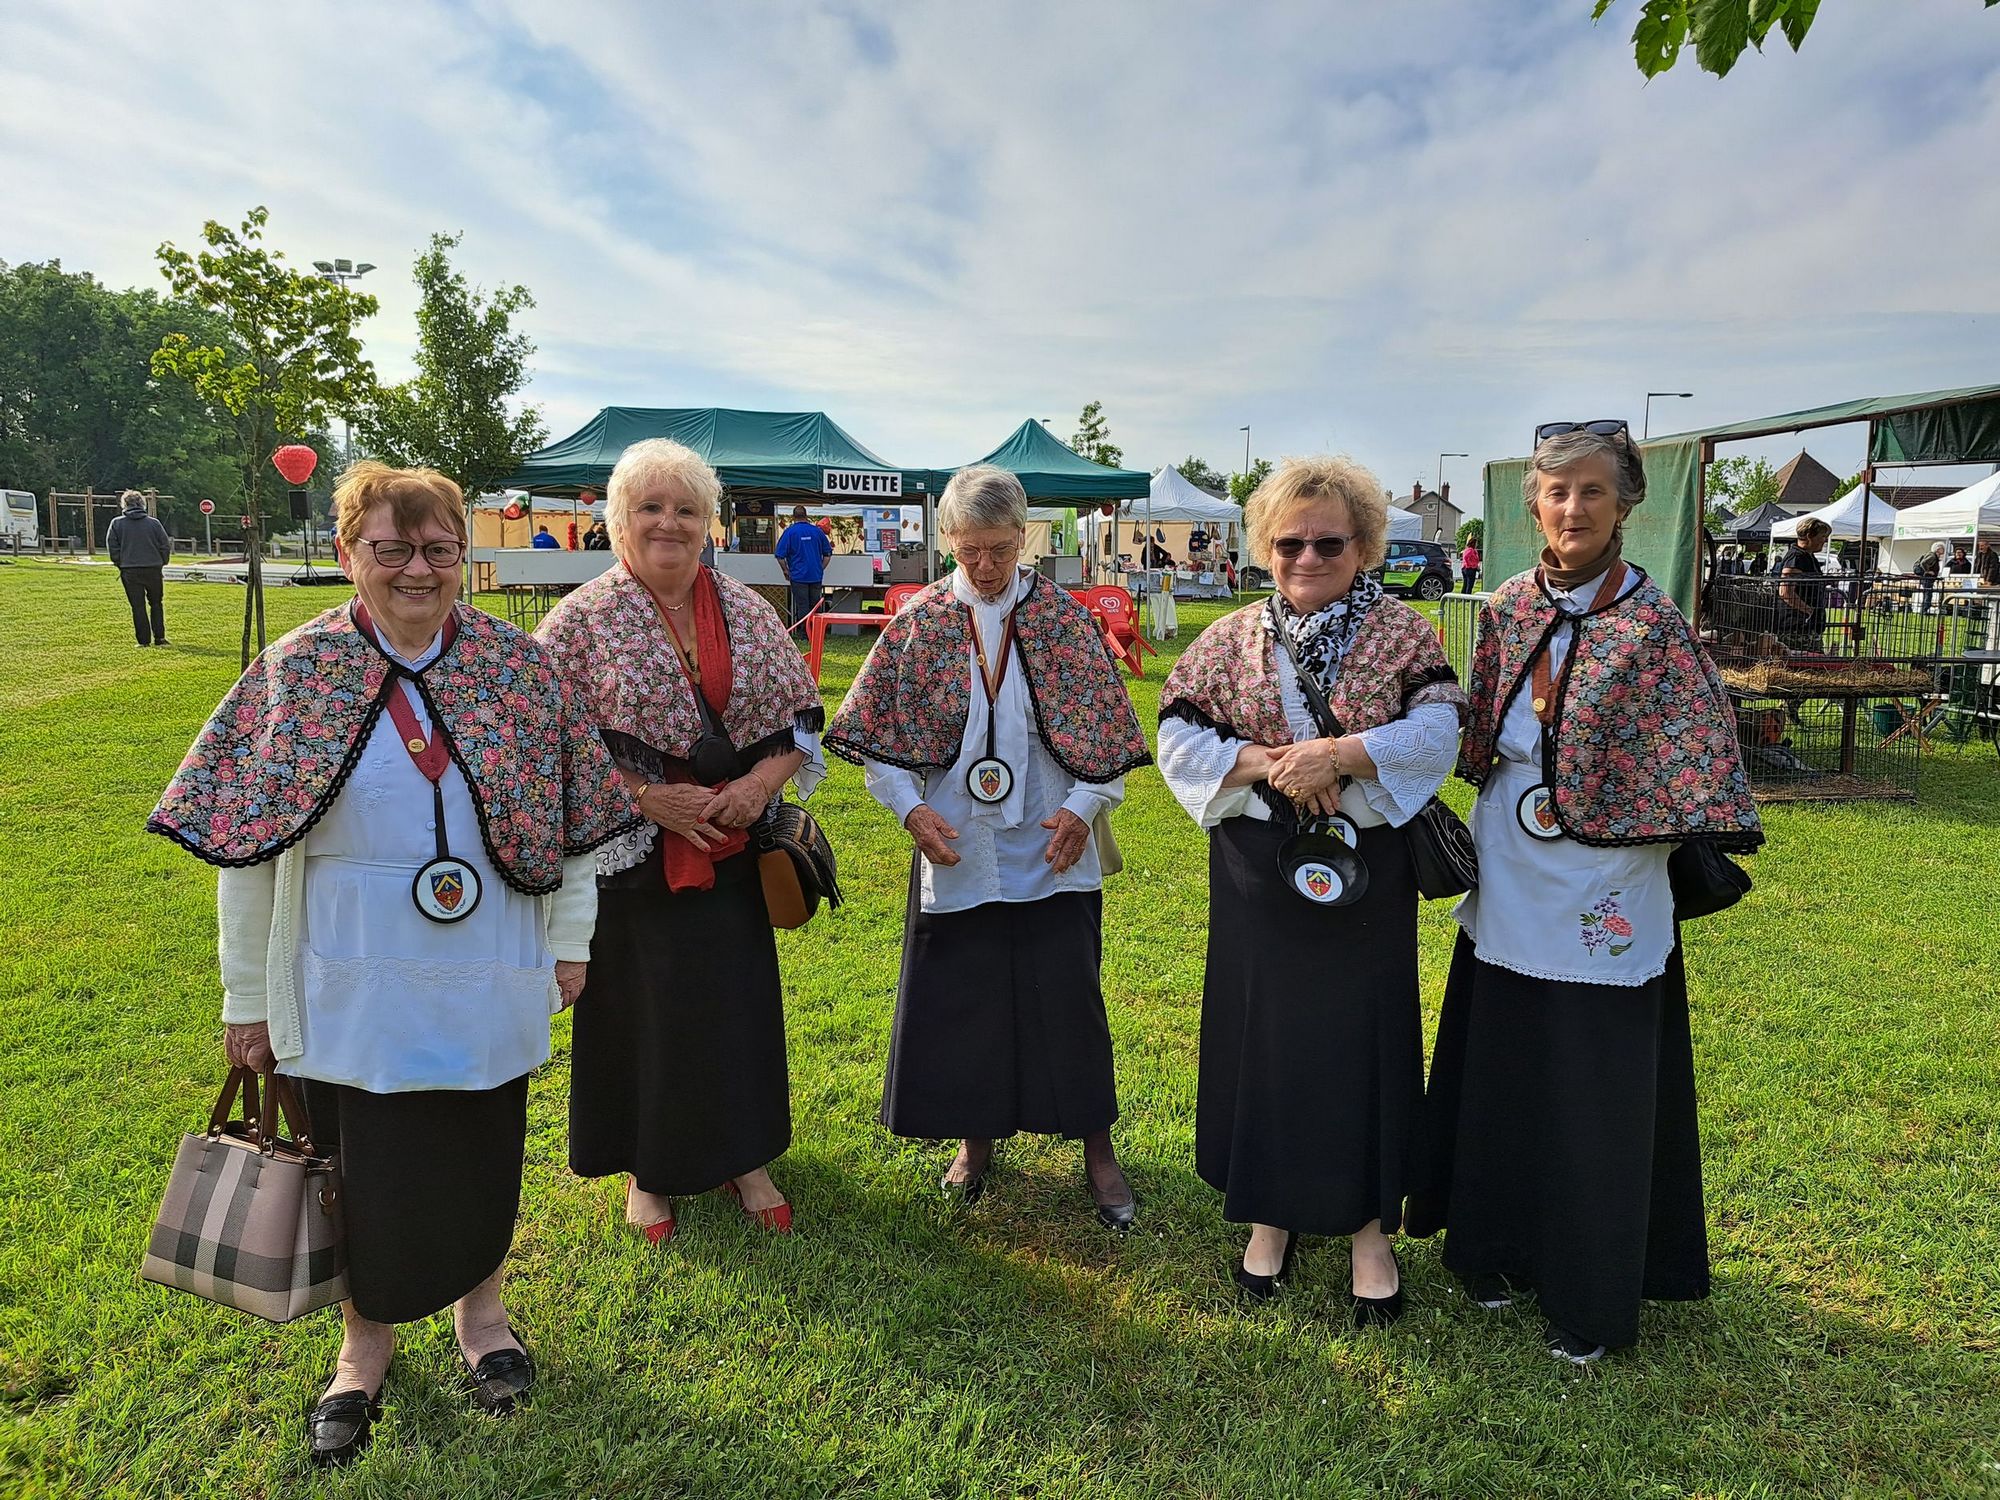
[754,797,842,929]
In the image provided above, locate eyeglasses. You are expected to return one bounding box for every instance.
[1270,534,1352,560]
[354,538,466,568]
[953,543,1021,565]
[1535,419,1630,445]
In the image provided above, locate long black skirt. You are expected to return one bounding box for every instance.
[881,863,1117,1141]
[1197,817,1424,1235]
[299,1073,529,1325]
[569,842,791,1195]
[1406,932,1710,1349]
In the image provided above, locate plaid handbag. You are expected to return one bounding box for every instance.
[141,1067,348,1323]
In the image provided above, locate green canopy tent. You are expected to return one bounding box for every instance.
[931,418,1153,583]
[499,406,931,532]
[1482,383,2000,617]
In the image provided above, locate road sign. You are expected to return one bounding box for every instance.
[198,498,215,514]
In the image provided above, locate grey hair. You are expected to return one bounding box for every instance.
[605,438,722,548]
[938,463,1028,536]
[1523,429,1646,515]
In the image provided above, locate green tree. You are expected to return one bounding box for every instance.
[358,232,547,499]
[1070,401,1123,469]
[1456,517,1485,550]
[1229,458,1274,505]
[154,207,377,664]
[0,259,244,541]
[1595,0,1995,81]
[1706,454,1780,517]
[1175,455,1227,496]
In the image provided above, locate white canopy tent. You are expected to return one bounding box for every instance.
[1765,489,1900,541]
[1891,471,2000,540]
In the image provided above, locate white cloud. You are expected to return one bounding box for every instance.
[3,0,1996,499]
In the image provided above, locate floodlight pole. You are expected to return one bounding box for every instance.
[1644,391,1693,439]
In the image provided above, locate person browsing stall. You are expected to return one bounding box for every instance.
[774,504,834,632]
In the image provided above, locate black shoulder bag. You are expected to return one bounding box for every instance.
[1270,605,1476,900]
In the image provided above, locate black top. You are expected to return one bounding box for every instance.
[1948,554,1973,575]
[1980,548,2000,586]
[1780,545,1827,635]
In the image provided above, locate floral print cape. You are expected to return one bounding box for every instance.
[1457,566,1763,851]
[825,572,1150,783]
[148,601,638,895]
[534,561,823,758]
[1160,594,1466,742]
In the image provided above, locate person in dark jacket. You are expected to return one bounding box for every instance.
[105,490,174,646]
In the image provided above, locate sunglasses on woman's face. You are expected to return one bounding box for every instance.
[1535,419,1630,445]
[1271,534,1351,560]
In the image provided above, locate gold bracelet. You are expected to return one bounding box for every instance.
[634,780,652,803]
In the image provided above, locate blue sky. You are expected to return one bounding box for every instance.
[4,0,1997,508]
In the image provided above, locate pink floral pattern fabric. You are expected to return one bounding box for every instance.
[1579,890,1636,957]
[1457,567,1763,850]
[148,602,637,894]
[825,573,1150,782]
[534,561,822,757]
[1160,596,1466,743]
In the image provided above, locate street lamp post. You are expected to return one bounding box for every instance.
[1644,391,1693,439]
[1240,425,1251,477]
[1436,451,1469,494]
[311,258,376,469]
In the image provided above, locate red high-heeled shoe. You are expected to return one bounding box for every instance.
[722,1179,794,1233]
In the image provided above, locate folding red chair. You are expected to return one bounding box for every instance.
[1081,585,1156,677]
[884,582,925,616]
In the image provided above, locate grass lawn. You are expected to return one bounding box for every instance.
[1,560,1996,1498]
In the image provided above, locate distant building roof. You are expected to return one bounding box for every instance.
[1872,484,1959,511]
[1771,450,1842,512]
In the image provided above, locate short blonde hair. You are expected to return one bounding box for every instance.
[333,461,466,551]
[606,439,721,551]
[1243,455,1390,570]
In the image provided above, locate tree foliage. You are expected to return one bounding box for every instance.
[1070,400,1123,470]
[358,232,547,499]
[1174,455,1227,496]
[153,207,377,662]
[1456,517,1485,550]
[0,260,243,539]
[1229,458,1274,505]
[1707,454,1781,515]
[1595,0,1994,81]
[153,208,377,522]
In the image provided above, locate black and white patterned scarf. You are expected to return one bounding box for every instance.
[1265,569,1385,700]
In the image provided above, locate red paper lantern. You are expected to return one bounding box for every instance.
[578,490,598,507]
[502,501,525,521]
[271,444,318,485]
[1100,504,1116,517]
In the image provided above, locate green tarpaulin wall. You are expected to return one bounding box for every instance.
[1484,382,2000,614]
[1484,439,1702,612]
[499,407,930,496]
[936,419,1152,502]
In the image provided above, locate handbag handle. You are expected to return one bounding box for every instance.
[254,1071,320,1155]
[207,1065,262,1139]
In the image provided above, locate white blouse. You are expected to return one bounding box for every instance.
[863,567,1124,914]
[286,626,562,1092]
[1453,567,1677,986]
[1156,603,1458,831]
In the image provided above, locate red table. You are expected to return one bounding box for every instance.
[801,609,887,682]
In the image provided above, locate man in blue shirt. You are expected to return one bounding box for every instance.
[773,505,833,632]
[531,526,560,549]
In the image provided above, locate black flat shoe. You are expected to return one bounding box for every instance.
[1087,1167,1137,1231]
[1351,1246,1404,1328]
[1232,1232,1298,1304]
[307,1387,382,1467]
[1463,1270,1519,1310]
[461,1329,535,1415]
[1545,1324,1606,1365]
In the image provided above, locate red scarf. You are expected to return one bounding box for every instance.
[649,567,749,891]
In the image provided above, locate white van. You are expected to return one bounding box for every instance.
[1,491,39,547]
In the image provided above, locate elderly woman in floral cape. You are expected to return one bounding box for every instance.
[827,465,1151,1226]
[1406,421,1763,1365]
[536,438,825,1244]
[1158,455,1466,1320]
[149,462,634,1464]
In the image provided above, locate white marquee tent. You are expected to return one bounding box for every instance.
[1765,488,1899,541]
[1891,471,2000,540]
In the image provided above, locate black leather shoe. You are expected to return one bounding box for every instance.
[1351,1247,1404,1328]
[307,1387,382,1467]
[1232,1232,1298,1304]
[1463,1270,1519,1310]
[462,1331,535,1415]
[1087,1167,1137,1231]
[939,1170,985,1206]
[1545,1324,1606,1365]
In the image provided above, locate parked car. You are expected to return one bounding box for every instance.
[1377,539,1454,600]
